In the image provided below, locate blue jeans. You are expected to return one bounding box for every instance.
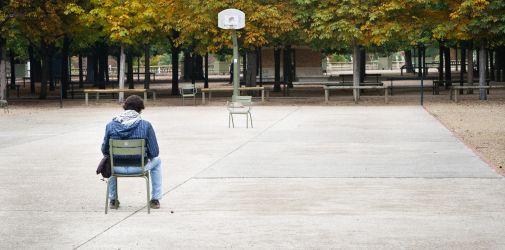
[108,157,162,200]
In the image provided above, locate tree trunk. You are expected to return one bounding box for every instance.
[126,50,134,89]
[496,46,505,81]
[195,55,204,80]
[183,50,191,81]
[467,47,474,87]
[49,47,55,92]
[78,54,84,88]
[246,50,257,87]
[417,46,423,77]
[479,43,487,100]
[476,48,480,76]
[283,45,293,88]
[144,44,150,89]
[444,46,451,88]
[459,43,465,87]
[97,43,108,88]
[461,44,466,74]
[352,39,361,100]
[118,45,126,102]
[191,53,196,85]
[61,36,70,98]
[28,45,36,93]
[259,47,263,85]
[40,43,49,99]
[242,53,247,85]
[438,44,444,81]
[116,53,120,82]
[86,54,94,83]
[487,50,496,81]
[404,50,415,73]
[204,52,209,88]
[9,50,15,90]
[273,48,281,92]
[359,47,366,83]
[171,46,180,95]
[0,39,6,100]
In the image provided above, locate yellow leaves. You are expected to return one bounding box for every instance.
[81,0,162,44]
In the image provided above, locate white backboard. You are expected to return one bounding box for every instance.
[218,9,245,29]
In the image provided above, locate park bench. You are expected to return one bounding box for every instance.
[385,76,438,95]
[201,86,269,104]
[84,88,157,105]
[323,85,389,104]
[336,73,382,83]
[449,85,505,103]
[5,78,23,97]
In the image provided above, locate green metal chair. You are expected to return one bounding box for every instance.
[179,83,197,105]
[105,139,151,214]
[227,96,253,128]
[0,100,8,113]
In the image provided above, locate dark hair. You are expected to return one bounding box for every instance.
[123,95,145,113]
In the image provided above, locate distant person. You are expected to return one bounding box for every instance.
[101,95,162,209]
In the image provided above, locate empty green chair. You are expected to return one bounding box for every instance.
[227,96,253,128]
[179,83,197,105]
[0,100,8,113]
[105,139,151,214]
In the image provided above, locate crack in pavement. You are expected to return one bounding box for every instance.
[73,106,300,250]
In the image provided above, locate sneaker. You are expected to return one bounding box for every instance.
[110,199,120,209]
[150,199,160,209]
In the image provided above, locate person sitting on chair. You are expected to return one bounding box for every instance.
[101,95,162,209]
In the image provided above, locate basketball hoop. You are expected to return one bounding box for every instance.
[218,9,245,30]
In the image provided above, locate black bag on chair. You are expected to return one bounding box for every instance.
[96,156,111,178]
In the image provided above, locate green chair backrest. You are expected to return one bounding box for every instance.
[180,83,196,94]
[235,95,252,105]
[109,139,145,174]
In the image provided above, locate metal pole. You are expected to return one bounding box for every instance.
[232,30,239,101]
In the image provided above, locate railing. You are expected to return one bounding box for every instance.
[70,64,226,77]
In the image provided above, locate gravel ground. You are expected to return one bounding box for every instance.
[425,100,505,175]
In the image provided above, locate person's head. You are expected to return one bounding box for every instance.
[123,95,145,113]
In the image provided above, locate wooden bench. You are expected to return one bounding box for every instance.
[434,79,491,95]
[201,86,269,104]
[323,85,389,104]
[84,89,157,105]
[449,85,505,103]
[335,73,382,83]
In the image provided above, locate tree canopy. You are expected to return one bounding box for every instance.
[2,0,505,100]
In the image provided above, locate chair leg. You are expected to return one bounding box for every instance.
[231,114,235,128]
[246,114,249,128]
[228,113,231,128]
[146,174,151,214]
[105,179,110,214]
[249,112,253,128]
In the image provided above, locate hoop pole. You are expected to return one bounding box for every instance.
[232,30,239,101]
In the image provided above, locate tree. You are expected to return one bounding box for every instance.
[434,0,505,99]
[69,0,163,102]
[171,0,298,91]
[297,0,388,100]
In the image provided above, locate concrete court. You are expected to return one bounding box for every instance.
[1,105,504,249]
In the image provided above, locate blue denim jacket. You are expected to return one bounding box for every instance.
[101,119,159,165]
